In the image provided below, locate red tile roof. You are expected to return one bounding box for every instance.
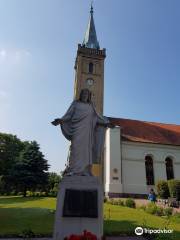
[109,117,180,146]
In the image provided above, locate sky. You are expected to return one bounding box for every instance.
[0,0,180,173]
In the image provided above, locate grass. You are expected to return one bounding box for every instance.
[104,203,180,239]
[0,196,179,239]
[0,196,56,236]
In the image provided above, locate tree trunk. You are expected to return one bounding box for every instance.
[23,187,27,197]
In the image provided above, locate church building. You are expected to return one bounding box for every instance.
[73,5,180,197]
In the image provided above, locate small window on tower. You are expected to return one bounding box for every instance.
[89,62,93,73]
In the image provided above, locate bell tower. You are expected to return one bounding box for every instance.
[74,5,106,114]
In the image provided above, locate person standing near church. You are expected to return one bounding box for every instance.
[148,188,156,202]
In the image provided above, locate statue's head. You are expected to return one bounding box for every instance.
[79,88,92,103]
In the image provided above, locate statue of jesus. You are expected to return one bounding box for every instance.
[52,88,114,176]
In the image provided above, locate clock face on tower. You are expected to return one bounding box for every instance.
[86,78,94,86]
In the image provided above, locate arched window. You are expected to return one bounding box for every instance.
[89,62,93,73]
[165,157,174,180]
[145,155,154,185]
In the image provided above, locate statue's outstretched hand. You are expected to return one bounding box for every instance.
[51,118,63,126]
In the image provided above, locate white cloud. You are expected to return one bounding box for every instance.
[0,49,7,58]
[0,49,7,63]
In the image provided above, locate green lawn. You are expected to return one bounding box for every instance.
[104,204,180,239]
[0,196,56,236]
[0,196,179,239]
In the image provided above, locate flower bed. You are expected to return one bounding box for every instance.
[65,230,97,240]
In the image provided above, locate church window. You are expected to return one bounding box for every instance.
[145,155,154,185]
[165,157,174,180]
[89,62,94,73]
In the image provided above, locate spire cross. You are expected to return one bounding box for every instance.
[90,1,94,14]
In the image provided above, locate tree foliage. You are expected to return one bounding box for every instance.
[47,172,62,190]
[156,180,170,199]
[0,133,24,175]
[10,141,49,196]
[0,133,51,196]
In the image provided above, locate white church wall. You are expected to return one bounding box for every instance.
[104,129,110,193]
[122,141,180,195]
[174,160,180,179]
[104,130,180,196]
[104,127,122,194]
[122,158,147,194]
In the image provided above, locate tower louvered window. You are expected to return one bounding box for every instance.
[145,155,154,185]
[89,62,93,73]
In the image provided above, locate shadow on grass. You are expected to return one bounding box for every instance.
[0,207,54,236]
[0,196,47,204]
[104,219,180,240]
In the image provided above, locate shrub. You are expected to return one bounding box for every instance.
[21,228,35,238]
[155,206,164,216]
[17,192,23,196]
[176,183,180,201]
[10,190,17,196]
[117,199,124,206]
[168,179,180,199]
[26,191,33,197]
[112,199,119,205]
[107,198,115,205]
[34,192,40,197]
[125,198,136,208]
[146,202,157,214]
[48,190,57,197]
[163,207,173,216]
[138,205,146,211]
[107,198,125,206]
[40,191,47,197]
[156,180,170,199]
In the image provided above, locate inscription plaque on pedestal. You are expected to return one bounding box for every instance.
[63,189,98,218]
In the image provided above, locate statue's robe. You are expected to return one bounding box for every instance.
[61,100,109,175]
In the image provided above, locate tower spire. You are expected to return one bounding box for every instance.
[82,3,100,49]
[90,1,93,14]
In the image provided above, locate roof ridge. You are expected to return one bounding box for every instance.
[109,116,180,127]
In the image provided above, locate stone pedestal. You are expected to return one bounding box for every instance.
[53,176,103,240]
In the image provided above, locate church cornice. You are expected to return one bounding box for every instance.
[77,44,106,58]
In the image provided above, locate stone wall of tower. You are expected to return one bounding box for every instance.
[74,44,106,114]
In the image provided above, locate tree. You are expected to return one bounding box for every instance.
[46,172,62,195]
[156,180,170,199]
[11,141,49,197]
[0,133,24,175]
[0,133,24,193]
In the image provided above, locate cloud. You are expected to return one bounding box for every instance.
[0,49,7,58]
[0,49,7,63]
